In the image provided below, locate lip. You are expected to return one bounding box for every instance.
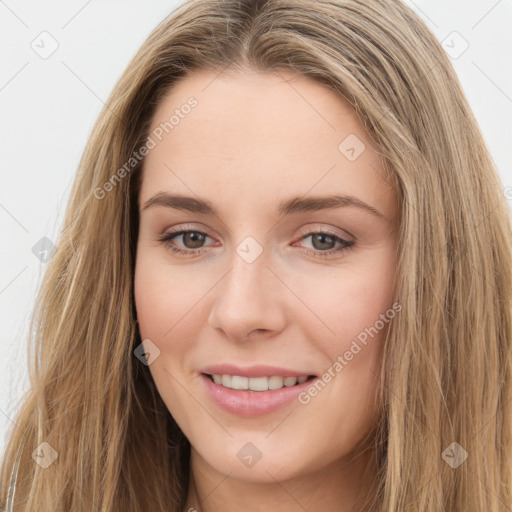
[200,372,319,417]
[200,364,315,379]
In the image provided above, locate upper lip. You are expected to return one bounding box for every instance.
[200,364,316,378]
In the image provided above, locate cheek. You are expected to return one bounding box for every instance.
[134,249,208,341]
[295,276,393,462]
[291,253,395,423]
[133,251,202,423]
[296,255,396,353]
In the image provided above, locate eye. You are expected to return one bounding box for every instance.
[157,227,213,256]
[294,227,354,258]
[157,225,354,258]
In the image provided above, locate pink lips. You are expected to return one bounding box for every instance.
[199,364,318,417]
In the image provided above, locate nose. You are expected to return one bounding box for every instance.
[206,244,286,343]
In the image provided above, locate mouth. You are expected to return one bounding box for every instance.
[203,373,318,391]
[200,371,319,416]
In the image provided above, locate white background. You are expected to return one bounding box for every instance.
[1,0,511,458]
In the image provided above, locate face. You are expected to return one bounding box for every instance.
[134,68,399,484]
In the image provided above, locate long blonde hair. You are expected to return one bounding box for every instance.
[2,0,511,510]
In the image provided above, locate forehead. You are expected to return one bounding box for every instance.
[139,68,396,221]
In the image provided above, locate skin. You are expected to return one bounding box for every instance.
[134,67,399,512]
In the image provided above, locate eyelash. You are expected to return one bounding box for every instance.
[157,226,354,258]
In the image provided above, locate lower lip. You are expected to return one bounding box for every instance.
[200,374,318,417]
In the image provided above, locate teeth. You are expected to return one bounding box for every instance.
[249,377,268,391]
[283,376,297,387]
[231,375,249,389]
[268,376,284,389]
[210,374,310,391]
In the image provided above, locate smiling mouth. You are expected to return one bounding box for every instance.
[203,373,317,391]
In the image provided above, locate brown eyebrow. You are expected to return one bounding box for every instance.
[141,192,385,219]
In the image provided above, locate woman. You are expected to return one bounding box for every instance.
[1,0,511,510]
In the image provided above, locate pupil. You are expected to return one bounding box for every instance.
[313,233,334,250]
[185,232,205,248]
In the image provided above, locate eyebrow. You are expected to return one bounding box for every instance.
[141,192,385,219]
